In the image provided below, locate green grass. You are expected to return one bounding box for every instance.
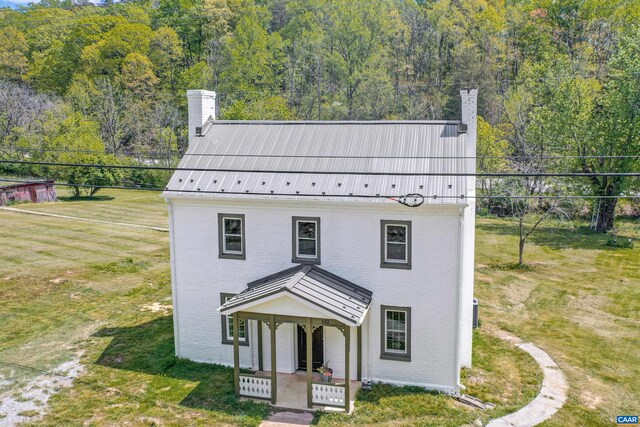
[474,216,640,426]
[9,186,169,228]
[1,188,637,426]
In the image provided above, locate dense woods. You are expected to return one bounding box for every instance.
[0,0,638,232]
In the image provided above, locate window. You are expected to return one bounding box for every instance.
[380,220,411,269]
[292,217,321,264]
[220,293,248,345]
[380,305,411,361]
[218,214,245,260]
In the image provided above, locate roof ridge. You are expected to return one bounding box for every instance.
[209,120,462,125]
[284,264,312,290]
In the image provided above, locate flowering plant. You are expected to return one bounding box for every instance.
[317,362,333,377]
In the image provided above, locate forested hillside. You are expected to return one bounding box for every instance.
[0,0,638,230]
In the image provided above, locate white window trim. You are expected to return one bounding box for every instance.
[296,219,318,259]
[384,309,408,354]
[226,313,247,342]
[222,216,243,255]
[292,217,321,264]
[384,223,408,264]
[218,213,245,260]
[380,305,411,361]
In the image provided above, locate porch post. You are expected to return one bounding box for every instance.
[306,317,313,408]
[357,325,362,381]
[257,320,264,371]
[344,325,350,413]
[233,312,240,398]
[270,314,277,404]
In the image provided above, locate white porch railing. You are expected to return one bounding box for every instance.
[239,374,272,400]
[311,382,346,407]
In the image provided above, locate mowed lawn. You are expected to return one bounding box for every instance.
[0,187,637,426]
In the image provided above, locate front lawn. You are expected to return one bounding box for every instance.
[1,187,637,425]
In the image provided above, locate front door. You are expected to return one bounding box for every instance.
[297,325,323,370]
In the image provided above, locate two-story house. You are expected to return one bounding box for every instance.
[164,88,478,411]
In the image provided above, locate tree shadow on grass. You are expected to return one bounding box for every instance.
[92,316,269,419]
[477,221,635,251]
[353,382,441,404]
[59,195,115,202]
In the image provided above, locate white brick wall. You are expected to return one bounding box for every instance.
[168,197,467,392]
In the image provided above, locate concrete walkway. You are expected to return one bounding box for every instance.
[0,206,169,232]
[260,411,314,427]
[486,332,568,427]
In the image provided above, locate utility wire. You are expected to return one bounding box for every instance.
[1,178,637,199]
[3,147,640,160]
[1,159,639,177]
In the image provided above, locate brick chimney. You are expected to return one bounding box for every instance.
[460,88,478,163]
[187,90,216,143]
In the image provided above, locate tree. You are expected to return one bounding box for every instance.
[0,81,56,145]
[221,14,285,95]
[319,0,393,119]
[584,36,640,230]
[499,68,571,265]
[81,22,154,79]
[149,27,183,93]
[0,28,29,81]
[65,74,98,116]
[93,78,125,154]
[476,115,510,214]
[118,53,159,100]
[541,34,640,231]
[49,113,124,197]
[222,95,294,120]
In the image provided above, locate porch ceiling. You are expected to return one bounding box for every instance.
[217,265,373,326]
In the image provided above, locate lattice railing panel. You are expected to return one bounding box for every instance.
[312,382,345,406]
[239,375,271,399]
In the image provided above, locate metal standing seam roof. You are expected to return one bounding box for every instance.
[163,120,469,204]
[218,264,373,326]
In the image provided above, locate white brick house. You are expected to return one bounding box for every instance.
[164,89,477,410]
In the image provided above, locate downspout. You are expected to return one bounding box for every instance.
[167,201,181,356]
[454,206,466,393]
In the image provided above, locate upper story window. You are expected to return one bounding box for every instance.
[380,220,412,269]
[220,293,248,346]
[292,217,321,264]
[380,305,411,361]
[218,214,245,260]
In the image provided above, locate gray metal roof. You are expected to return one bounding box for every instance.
[218,264,373,326]
[164,121,469,204]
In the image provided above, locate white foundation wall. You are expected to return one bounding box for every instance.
[169,198,465,392]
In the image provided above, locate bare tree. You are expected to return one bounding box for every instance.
[94,78,124,154]
[500,82,572,265]
[0,81,56,145]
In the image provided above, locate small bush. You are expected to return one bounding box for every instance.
[605,236,635,249]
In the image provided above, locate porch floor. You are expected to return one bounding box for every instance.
[249,370,361,413]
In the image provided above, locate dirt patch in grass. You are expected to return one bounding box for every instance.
[0,357,83,426]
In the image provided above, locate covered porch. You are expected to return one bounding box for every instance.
[218,265,372,412]
[243,370,360,412]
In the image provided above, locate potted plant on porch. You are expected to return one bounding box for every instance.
[318,362,333,383]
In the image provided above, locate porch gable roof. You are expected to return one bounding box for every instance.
[217,265,373,326]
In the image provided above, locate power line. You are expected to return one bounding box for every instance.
[3,147,640,160]
[1,178,637,200]
[1,159,639,177]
